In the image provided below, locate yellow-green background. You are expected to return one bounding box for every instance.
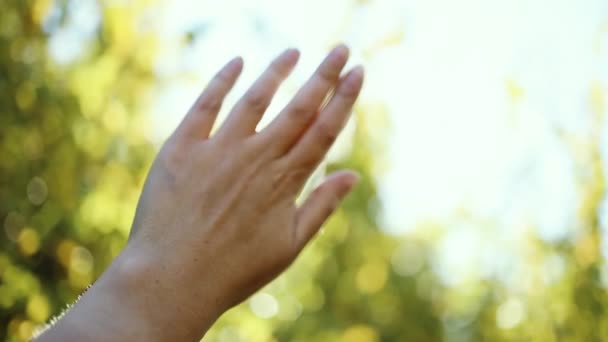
[1,0,608,341]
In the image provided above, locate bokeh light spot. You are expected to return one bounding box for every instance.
[277,295,303,321]
[496,298,525,329]
[4,211,24,242]
[249,292,279,319]
[26,293,50,323]
[7,318,21,337]
[218,326,244,342]
[70,246,94,275]
[356,259,388,294]
[68,245,95,289]
[18,320,34,341]
[340,324,379,342]
[32,0,54,25]
[18,228,40,256]
[56,239,75,267]
[299,284,325,311]
[27,177,48,205]
[391,243,424,277]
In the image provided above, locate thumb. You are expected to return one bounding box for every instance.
[294,170,360,250]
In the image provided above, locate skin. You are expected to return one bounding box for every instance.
[36,45,364,341]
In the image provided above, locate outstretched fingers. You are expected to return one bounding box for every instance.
[259,45,350,154]
[216,49,300,141]
[177,57,244,140]
[284,66,364,182]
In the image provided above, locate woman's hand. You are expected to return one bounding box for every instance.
[37,45,363,341]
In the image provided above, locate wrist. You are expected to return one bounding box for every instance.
[98,245,225,340]
[35,249,161,341]
[38,246,223,342]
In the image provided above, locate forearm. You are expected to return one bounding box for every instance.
[35,249,221,341]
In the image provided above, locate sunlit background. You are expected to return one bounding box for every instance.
[1,0,608,341]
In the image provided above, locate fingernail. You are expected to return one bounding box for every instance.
[282,48,300,61]
[227,56,244,70]
[328,44,350,64]
[343,65,365,92]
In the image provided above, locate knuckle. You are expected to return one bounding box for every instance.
[246,133,277,157]
[271,161,307,189]
[318,65,339,84]
[158,140,188,176]
[245,89,270,111]
[289,167,310,185]
[296,157,319,173]
[315,121,337,147]
[287,103,312,121]
[270,60,288,77]
[197,97,222,113]
[160,140,182,161]
[270,157,289,176]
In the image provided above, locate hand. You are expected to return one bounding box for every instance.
[37,45,363,341]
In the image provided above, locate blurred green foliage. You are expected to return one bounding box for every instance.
[0,0,156,340]
[1,1,607,342]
